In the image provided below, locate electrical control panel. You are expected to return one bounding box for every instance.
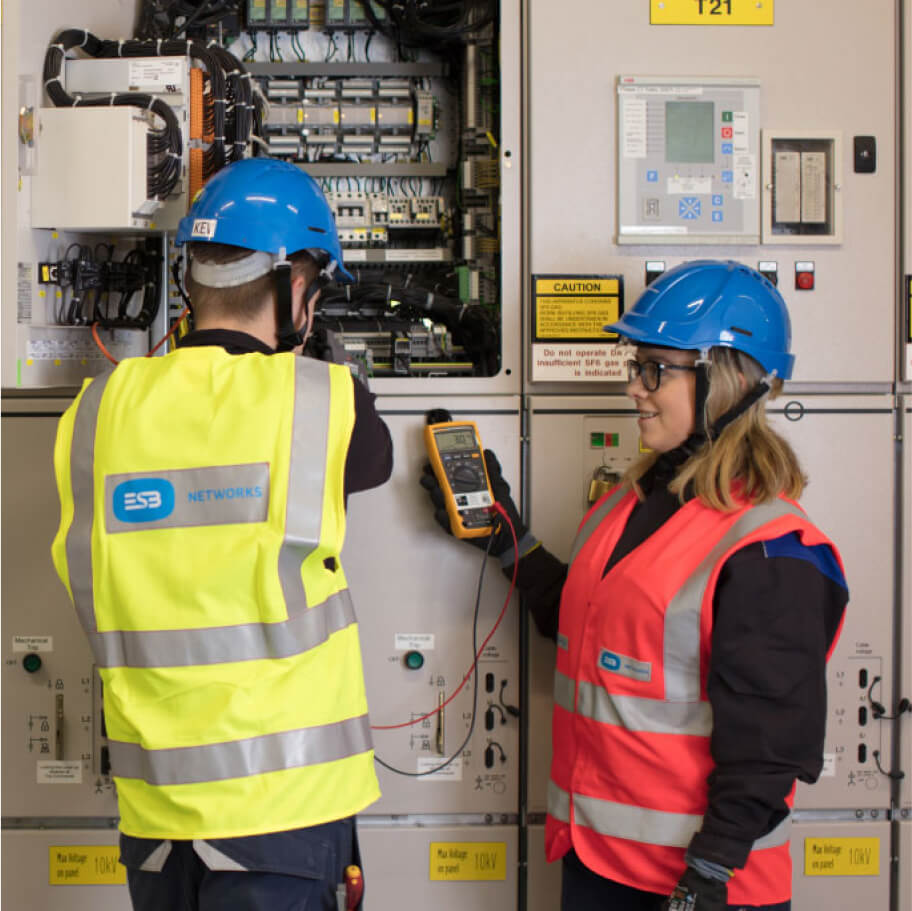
[617,76,761,244]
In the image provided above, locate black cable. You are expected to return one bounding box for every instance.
[872,750,905,781]
[373,530,494,777]
[498,678,519,718]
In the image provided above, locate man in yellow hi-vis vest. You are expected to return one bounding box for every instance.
[51,158,393,911]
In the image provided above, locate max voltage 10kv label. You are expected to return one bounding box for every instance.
[804,837,879,876]
[429,842,506,881]
[49,846,127,885]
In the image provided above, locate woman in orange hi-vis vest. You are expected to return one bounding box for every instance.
[421,261,848,911]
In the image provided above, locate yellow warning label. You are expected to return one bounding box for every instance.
[429,842,506,881]
[536,278,618,295]
[651,0,773,26]
[49,846,127,885]
[804,837,880,876]
[536,296,620,339]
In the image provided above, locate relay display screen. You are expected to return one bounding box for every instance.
[665,101,714,163]
[435,428,477,453]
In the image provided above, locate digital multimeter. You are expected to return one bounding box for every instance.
[424,411,494,539]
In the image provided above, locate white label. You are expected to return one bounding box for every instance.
[457,491,493,510]
[37,761,83,784]
[17,262,33,323]
[395,633,435,651]
[667,177,712,196]
[13,636,53,652]
[622,99,647,158]
[532,343,630,382]
[417,756,463,780]
[733,153,756,200]
[620,225,688,235]
[190,218,217,239]
[732,112,750,152]
[128,59,184,91]
[821,753,836,777]
[385,249,449,263]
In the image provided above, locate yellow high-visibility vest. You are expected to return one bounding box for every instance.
[52,347,380,839]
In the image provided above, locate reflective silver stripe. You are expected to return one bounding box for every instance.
[553,668,575,712]
[104,463,269,534]
[548,779,571,823]
[138,840,172,872]
[663,499,806,702]
[193,841,247,871]
[277,358,335,612]
[556,632,569,651]
[66,372,115,635]
[108,713,372,786]
[88,589,356,668]
[569,485,629,564]
[548,782,791,850]
[575,677,713,735]
[753,814,791,849]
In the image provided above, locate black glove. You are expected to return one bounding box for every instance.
[419,449,529,560]
[661,867,728,911]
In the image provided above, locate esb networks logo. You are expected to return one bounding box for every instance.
[113,478,175,523]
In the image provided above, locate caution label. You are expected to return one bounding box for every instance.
[804,837,879,876]
[429,842,506,881]
[533,275,621,342]
[49,846,127,885]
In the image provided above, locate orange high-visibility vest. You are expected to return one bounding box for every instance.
[546,486,845,905]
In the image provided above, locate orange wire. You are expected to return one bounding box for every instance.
[370,501,519,731]
[90,308,191,365]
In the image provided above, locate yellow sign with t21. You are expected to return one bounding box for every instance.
[650,0,774,26]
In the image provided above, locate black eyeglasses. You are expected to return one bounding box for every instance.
[626,359,698,392]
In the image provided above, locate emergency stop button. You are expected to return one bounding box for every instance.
[795,261,815,290]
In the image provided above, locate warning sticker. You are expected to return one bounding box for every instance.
[533,276,622,342]
[49,846,127,885]
[804,837,879,876]
[429,842,506,881]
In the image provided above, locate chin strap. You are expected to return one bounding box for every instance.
[275,253,339,353]
[274,247,301,353]
[678,362,777,460]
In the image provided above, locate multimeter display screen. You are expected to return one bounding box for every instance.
[435,428,477,453]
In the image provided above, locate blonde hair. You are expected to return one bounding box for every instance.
[185,242,318,323]
[625,346,806,511]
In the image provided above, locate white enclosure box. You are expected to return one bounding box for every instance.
[31,107,155,231]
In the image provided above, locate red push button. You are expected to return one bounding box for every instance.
[795,263,815,291]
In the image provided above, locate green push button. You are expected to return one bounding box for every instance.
[403,650,425,670]
[590,432,605,448]
[22,653,42,673]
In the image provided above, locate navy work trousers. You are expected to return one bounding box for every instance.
[120,818,359,911]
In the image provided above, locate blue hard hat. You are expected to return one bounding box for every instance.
[606,260,794,380]
[175,157,353,283]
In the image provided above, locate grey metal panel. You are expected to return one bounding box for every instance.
[358,823,518,911]
[1,829,129,911]
[767,397,896,810]
[1,414,118,818]
[790,821,891,910]
[347,397,521,815]
[527,1,896,384]
[900,820,912,911]
[525,825,561,911]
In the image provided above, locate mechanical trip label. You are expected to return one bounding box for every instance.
[531,275,628,382]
